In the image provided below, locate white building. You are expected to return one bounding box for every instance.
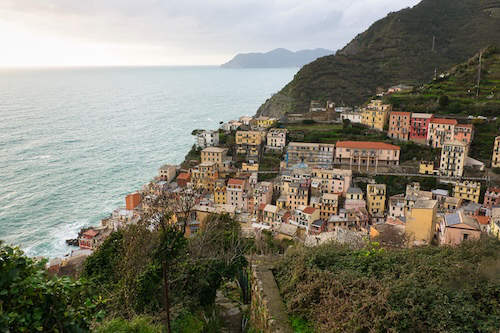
[196,130,219,149]
[266,128,287,151]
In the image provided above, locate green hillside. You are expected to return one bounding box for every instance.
[257,0,500,117]
[386,46,500,115]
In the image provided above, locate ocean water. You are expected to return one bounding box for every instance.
[0,66,297,258]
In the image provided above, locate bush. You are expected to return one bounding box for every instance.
[275,239,500,332]
[0,243,105,332]
[95,316,163,333]
[493,167,500,175]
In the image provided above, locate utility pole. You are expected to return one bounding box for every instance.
[476,51,482,98]
[434,67,437,80]
[432,35,436,52]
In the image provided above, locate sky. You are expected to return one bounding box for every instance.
[0,0,421,67]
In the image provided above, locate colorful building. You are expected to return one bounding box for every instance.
[252,116,277,128]
[214,179,227,205]
[227,178,248,211]
[287,182,310,211]
[201,147,228,169]
[492,136,500,168]
[439,140,468,177]
[419,161,435,175]
[453,124,474,146]
[334,141,400,169]
[387,111,411,141]
[176,173,191,188]
[236,130,265,157]
[484,187,500,209]
[405,199,438,245]
[453,181,481,203]
[361,100,392,131]
[410,113,433,144]
[366,184,386,218]
[311,168,352,195]
[427,118,457,148]
[125,192,141,210]
[439,211,481,245]
[345,187,366,210]
[158,164,177,182]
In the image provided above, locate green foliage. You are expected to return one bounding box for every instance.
[290,316,315,333]
[259,153,281,181]
[171,311,205,333]
[0,243,105,332]
[275,239,500,332]
[493,167,500,174]
[399,141,440,162]
[374,175,437,197]
[95,316,163,333]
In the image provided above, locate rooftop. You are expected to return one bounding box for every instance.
[430,118,458,125]
[336,141,400,150]
[202,147,228,153]
[412,113,433,119]
[413,199,437,209]
[228,178,245,186]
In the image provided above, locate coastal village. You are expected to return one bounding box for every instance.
[50,85,500,272]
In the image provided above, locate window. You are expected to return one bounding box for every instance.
[463,233,469,240]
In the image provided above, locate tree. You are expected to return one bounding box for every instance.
[438,95,449,108]
[0,243,104,332]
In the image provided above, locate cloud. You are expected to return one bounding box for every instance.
[0,0,421,66]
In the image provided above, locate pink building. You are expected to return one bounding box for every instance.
[453,124,474,146]
[410,113,433,144]
[484,187,500,209]
[387,111,411,141]
[440,211,481,246]
[334,141,400,167]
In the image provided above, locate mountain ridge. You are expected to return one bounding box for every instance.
[221,48,333,68]
[256,0,500,117]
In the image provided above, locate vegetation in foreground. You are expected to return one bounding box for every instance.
[275,238,500,333]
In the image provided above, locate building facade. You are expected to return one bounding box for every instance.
[439,140,468,177]
[410,113,433,144]
[453,124,474,146]
[286,142,336,168]
[366,184,386,217]
[427,118,457,148]
[387,111,411,141]
[361,100,392,131]
[266,128,287,151]
[334,141,400,169]
[453,181,481,203]
[492,136,500,168]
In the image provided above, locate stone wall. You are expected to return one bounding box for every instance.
[249,256,293,333]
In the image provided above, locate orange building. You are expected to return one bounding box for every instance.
[176,173,191,187]
[387,111,411,141]
[453,124,474,146]
[125,192,141,210]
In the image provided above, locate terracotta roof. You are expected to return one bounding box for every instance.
[390,111,411,116]
[411,113,433,119]
[228,178,245,186]
[177,173,190,180]
[303,206,316,214]
[336,141,400,150]
[474,216,490,225]
[456,124,473,128]
[430,118,458,125]
[83,229,99,237]
[487,187,500,194]
[258,203,266,211]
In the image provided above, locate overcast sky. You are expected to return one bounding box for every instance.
[0,0,420,67]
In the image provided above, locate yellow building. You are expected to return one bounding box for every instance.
[361,100,392,131]
[491,207,500,239]
[492,136,500,168]
[439,140,468,177]
[236,130,265,156]
[287,183,309,211]
[419,161,435,175]
[190,162,218,191]
[453,181,481,203]
[214,179,227,205]
[319,193,339,220]
[201,147,228,168]
[241,162,259,172]
[405,199,438,245]
[366,184,386,217]
[252,116,277,128]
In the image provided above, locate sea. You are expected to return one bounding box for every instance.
[0,66,298,258]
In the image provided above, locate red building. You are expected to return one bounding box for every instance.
[387,111,411,141]
[410,113,433,144]
[79,229,100,250]
[484,187,500,209]
[176,172,191,187]
[125,192,141,210]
